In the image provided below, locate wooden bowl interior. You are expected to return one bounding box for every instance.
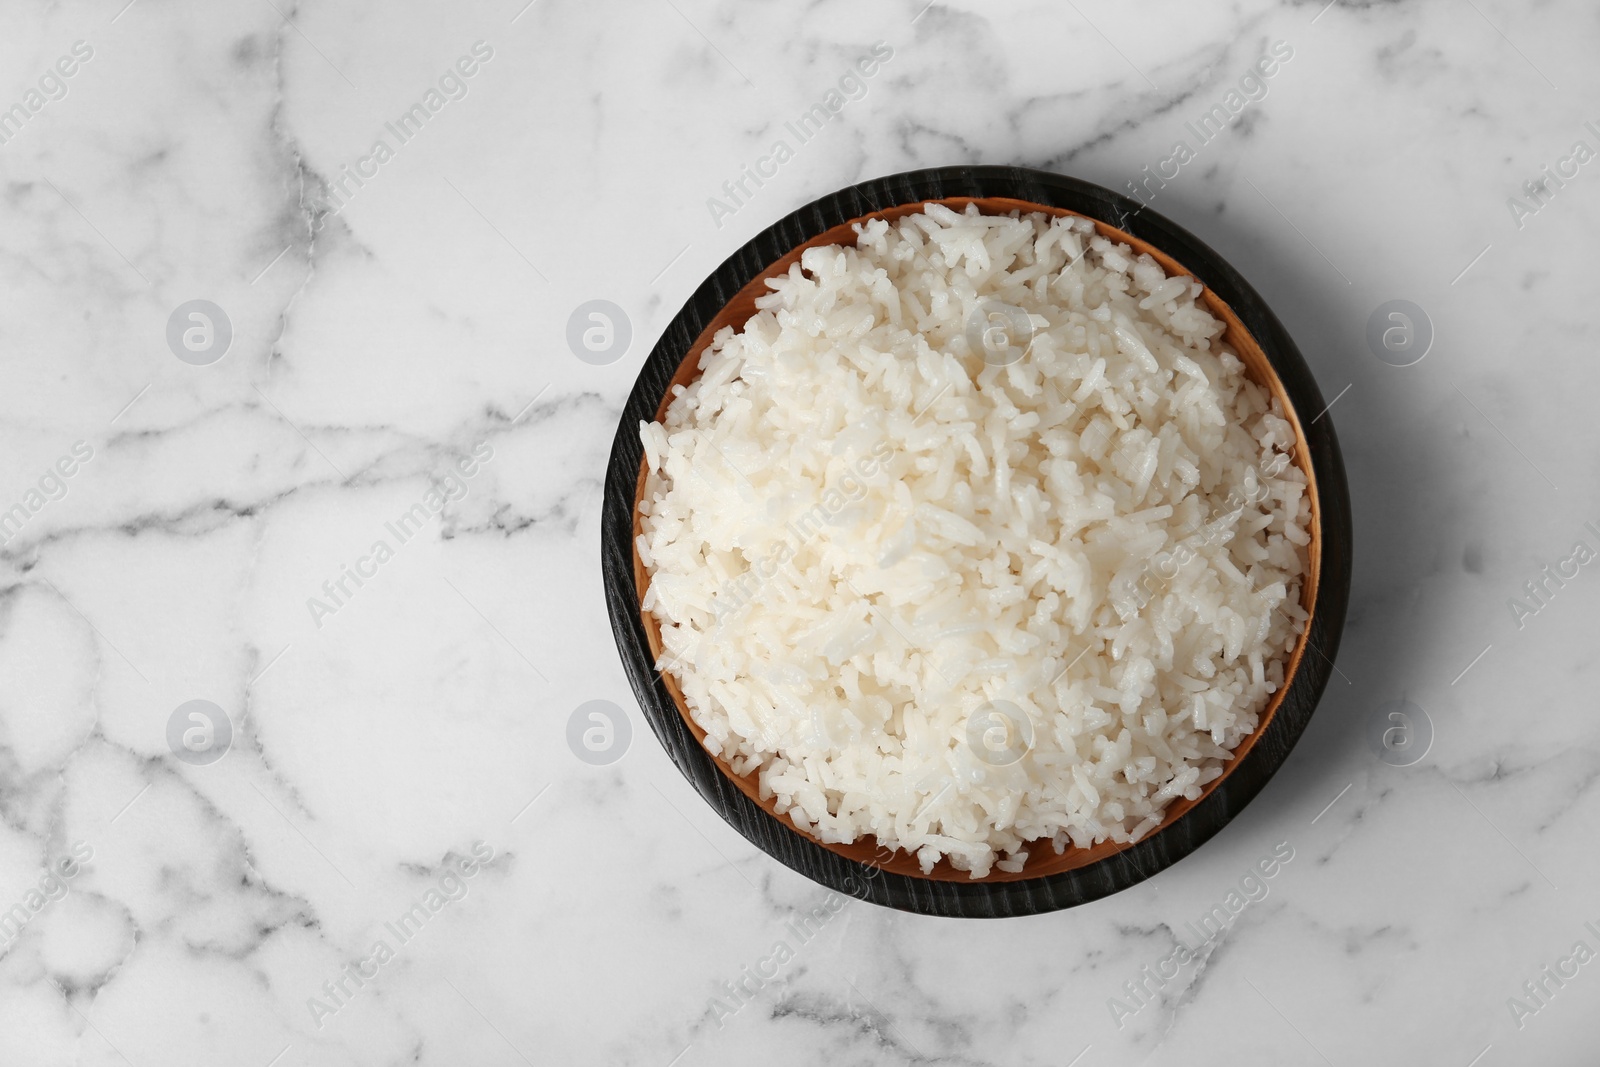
[632,197,1322,882]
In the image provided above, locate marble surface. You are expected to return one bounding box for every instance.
[1,0,1598,1064]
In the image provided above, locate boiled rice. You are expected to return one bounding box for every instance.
[637,204,1308,878]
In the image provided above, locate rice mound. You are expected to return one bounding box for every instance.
[636,204,1309,878]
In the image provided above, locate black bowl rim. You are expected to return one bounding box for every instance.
[602,165,1352,919]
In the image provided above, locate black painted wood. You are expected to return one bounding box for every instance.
[602,165,1352,918]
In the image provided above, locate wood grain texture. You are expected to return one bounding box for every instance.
[602,166,1352,918]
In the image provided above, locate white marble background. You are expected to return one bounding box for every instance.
[1,0,1598,1064]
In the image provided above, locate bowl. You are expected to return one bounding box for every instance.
[603,165,1351,918]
